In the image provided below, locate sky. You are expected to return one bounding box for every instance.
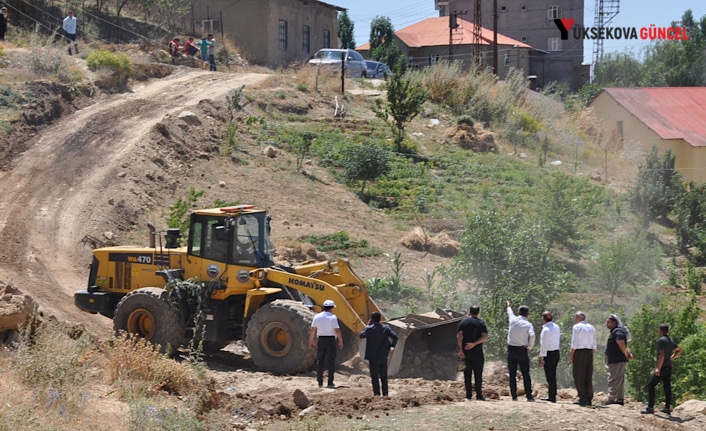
[331,0,705,64]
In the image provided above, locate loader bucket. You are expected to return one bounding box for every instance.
[385,308,466,380]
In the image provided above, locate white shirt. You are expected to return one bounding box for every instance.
[311,311,339,337]
[507,307,535,348]
[540,321,561,357]
[208,38,216,55]
[63,16,77,34]
[570,320,597,349]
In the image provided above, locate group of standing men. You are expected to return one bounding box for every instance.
[456,302,683,414]
[309,298,683,414]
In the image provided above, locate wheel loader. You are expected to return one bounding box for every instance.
[74,205,464,377]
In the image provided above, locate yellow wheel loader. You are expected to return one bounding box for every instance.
[74,205,464,377]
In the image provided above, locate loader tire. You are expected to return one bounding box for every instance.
[336,323,360,365]
[113,287,185,354]
[246,300,316,374]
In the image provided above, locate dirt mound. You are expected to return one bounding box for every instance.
[274,243,328,264]
[0,283,36,333]
[444,122,497,152]
[400,228,460,257]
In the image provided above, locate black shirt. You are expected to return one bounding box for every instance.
[657,335,678,368]
[605,327,628,364]
[457,316,488,355]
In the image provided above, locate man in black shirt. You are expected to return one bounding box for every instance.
[359,311,398,396]
[457,305,488,401]
[641,324,683,415]
[603,314,632,405]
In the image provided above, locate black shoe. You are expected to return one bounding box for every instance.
[573,401,583,405]
[541,397,556,403]
[318,383,323,388]
[602,400,624,406]
[641,408,654,414]
[326,384,336,389]
[512,397,518,401]
[527,396,535,402]
[659,408,671,415]
[476,396,486,401]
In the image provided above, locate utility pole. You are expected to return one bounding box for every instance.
[448,9,467,62]
[493,0,498,75]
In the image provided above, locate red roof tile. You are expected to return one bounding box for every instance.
[356,17,530,51]
[602,87,706,147]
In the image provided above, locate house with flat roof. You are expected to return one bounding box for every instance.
[356,17,532,80]
[189,0,344,67]
[590,87,706,184]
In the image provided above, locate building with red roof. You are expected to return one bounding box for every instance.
[357,17,532,80]
[591,87,706,183]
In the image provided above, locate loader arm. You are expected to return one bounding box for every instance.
[250,259,382,334]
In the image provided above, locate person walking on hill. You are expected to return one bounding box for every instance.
[359,311,398,396]
[309,299,343,389]
[641,324,683,415]
[207,33,216,71]
[63,10,78,55]
[457,305,488,401]
[603,314,632,406]
[506,300,535,401]
[1,7,9,41]
[570,311,596,407]
[539,310,560,403]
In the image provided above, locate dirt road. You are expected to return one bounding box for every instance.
[0,69,269,333]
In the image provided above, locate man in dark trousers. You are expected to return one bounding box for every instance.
[641,324,683,415]
[359,311,398,396]
[457,305,488,401]
[569,311,596,406]
[309,299,343,389]
[539,311,560,403]
[506,300,535,401]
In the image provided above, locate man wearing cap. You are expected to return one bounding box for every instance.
[309,299,343,388]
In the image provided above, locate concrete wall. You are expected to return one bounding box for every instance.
[591,92,706,184]
[191,0,339,66]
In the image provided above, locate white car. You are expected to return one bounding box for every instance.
[309,48,368,78]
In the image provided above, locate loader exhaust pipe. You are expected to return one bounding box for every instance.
[147,222,157,248]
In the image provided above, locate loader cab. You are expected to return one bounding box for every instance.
[187,206,273,267]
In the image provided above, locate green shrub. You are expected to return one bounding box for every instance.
[86,50,132,75]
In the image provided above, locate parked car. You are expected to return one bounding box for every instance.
[308,48,367,78]
[365,60,392,79]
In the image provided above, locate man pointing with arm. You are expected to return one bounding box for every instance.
[506,300,535,402]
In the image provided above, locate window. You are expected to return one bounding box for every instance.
[548,37,561,51]
[428,54,439,65]
[197,19,220,34]
[500,5,507,12]
[504,53,510,67]
[521,36,527,42]
[302,25,310,53]
[548,5,561,19]
[323,30,330,48]
[279,20,287,50]
[521,5,527,11]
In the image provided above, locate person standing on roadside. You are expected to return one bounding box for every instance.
[309,299,343,389]
[196,35,210,69]
[359,311,398,396]
[506,300,535,402]
[539,310,560,403]
[570,311,597,407]
[63,10,78,55]
[1,7,9,41]
[603,314,632,406]
[641,324,683,415]
[457,305,488,401]
[207,33,216,71]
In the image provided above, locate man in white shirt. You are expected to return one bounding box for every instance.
[62,10,78,55]
[539,310,560,402]
[506,300,535,401]
[309,299,343,388]
[569,311,597,406]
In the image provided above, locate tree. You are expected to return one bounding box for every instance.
[338,11,355,49]
[369,16,406,73]
[341,142,391,195]
[674,182,706,259]
[628,146,684,227]
[451,209,570,357]
[538,173,606,259]
[291,132,316,172]
[372,72,427,153]
[587,230,662,306]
